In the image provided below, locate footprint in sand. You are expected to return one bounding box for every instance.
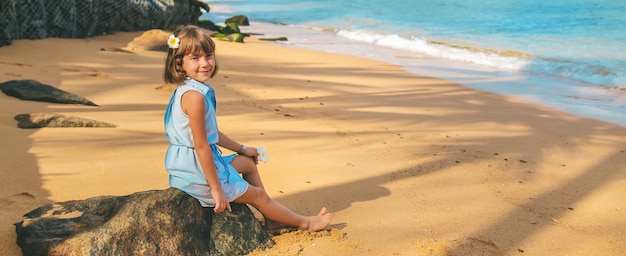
[62,67,108,78]
[81,72,109,78]
[0,192,36,206]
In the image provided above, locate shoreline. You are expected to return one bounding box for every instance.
[229,21,626,128]
[1,31,625,255]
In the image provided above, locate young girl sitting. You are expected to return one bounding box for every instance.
[163,25,331,232]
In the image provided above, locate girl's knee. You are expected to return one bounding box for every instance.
[232,155,258,173]
[244,157,257,170]
[233,186,263,206]
[249,186,270,201]
[249,185,267,196]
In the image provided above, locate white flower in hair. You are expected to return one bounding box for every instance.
[167,34,180,49]
[257,146,269,163]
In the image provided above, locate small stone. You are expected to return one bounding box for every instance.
[14,113,116,128]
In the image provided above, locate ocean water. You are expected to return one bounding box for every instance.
[201,0,626,127]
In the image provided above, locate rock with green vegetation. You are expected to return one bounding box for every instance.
[225,15,249,26]
[220,22,241,34]
[210,33,227,39]
[211,31,246,43]
[198,19,221,32]
[213,33,244,43]
[259,37,288,42]
[226,33,245,43]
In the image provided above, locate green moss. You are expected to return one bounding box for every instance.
[259,37,288,42]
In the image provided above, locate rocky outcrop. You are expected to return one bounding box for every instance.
[14,113,117,128]
[206,20,246,43]
[0,79,97,106]
[0,0,211,47]
[14,188,275,255]
[225,15,249,26]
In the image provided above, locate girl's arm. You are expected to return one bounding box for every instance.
[182,91,231,213]
[218,131,259,160]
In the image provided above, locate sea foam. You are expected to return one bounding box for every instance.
[335,28,626,90]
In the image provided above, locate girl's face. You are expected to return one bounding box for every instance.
[181,50,215,83]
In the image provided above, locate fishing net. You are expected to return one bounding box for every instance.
[0,0,209,46]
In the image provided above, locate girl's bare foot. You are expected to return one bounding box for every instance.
[306,207,332,232]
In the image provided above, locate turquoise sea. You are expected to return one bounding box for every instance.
[201,0,626,127]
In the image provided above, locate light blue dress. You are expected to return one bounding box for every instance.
[164,78,249,207]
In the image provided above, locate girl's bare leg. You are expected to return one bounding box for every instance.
[233,185,331,232]
[231,155,331,231]
[231,155,264,188]
[231,155,286,229]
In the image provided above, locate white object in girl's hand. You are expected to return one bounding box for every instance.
[257,146,269,163]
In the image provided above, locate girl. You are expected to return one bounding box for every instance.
[163,25,331,232]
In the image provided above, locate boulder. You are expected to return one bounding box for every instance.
[222,33,245,43]
[125,29,172,52]
[225,15,249,26]
[198,19,221,32]
[0,79,98,106]
[210,23,246,43]
[14,113,117,128]
[14,188,275,255]
[220,22,241,35]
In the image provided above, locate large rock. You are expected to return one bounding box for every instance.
[126,29,172,52]
[0,79,98,106]
[0,0,211,47]
[225,15,249,26]
[14,188,275,255]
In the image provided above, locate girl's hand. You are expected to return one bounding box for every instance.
[211,187,231,213]
[241,146,259,164]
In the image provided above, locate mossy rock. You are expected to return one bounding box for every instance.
[259,37,288,42]
[223,33,245,43]
[225,15,249,26]
[198,19,220,32]
[220,22,241,34]
[211,32,245,43]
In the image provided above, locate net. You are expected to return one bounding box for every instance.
[0,0,210,47]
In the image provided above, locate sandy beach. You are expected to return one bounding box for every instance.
[1,30,625,255]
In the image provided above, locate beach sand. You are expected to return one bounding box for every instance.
[1,31,625,256]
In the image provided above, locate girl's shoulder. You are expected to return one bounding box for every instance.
[179,79,212,95]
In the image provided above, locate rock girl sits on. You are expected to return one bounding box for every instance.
[163,25,331,231]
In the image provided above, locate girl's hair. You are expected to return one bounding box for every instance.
[163,25,219,85]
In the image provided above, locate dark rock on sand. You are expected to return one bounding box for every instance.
[14,188,274,256]
[0,79,97,106]
[14,113,117,128]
